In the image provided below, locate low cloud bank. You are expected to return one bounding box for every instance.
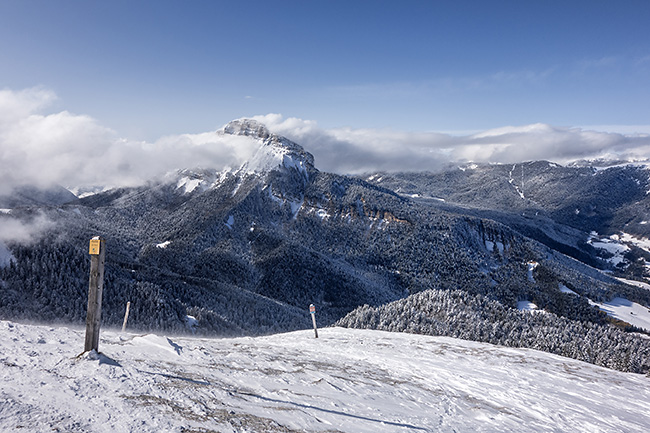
[255,115,650,174]
[0,88,258,195]
[0,213,54,244]
[2,87,650,196]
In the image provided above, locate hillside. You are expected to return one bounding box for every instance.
[362,161,650,278]
[336,288,650,373]
[1,119,649,375]
[1,320,649,433]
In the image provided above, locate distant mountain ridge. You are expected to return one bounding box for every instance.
[362,160,650,280]
[0,184,77,208]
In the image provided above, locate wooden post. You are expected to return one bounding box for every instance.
[84,237,106,352]
[121,301,131,332]
[309,304,318,338]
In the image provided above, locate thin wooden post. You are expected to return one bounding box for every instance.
[309,304,318,338]
[84,237,106,352]
[121,301,131,332]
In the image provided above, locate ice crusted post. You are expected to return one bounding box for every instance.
[310,304,318,338]
[121,301,131,332]
[85,237,106,352]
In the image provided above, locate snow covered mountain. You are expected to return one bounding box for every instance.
[1,320,649,433]
[223,118,315,177]
[364,161,650,279]
[0,119,649,375]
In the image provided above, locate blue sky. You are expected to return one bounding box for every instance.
[1,1,650,188]
[2,0,649,138]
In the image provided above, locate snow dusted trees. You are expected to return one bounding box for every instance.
[336,289,650,374]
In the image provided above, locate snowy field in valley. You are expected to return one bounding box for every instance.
[589,297,650,332]
[1,321,649,433]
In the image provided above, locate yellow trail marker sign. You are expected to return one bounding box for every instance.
[89,238,101,255]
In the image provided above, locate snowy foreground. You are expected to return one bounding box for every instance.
[1,321,649,433]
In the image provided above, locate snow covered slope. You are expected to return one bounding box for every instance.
[590,297,650,332]
[1,321,648,432]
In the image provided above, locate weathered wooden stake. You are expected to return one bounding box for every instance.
[84,237,106,352]
[310,304,318,338]
[121,301,131,332]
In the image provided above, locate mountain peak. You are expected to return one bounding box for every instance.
[222,118,271,140]
[221,118,315,176]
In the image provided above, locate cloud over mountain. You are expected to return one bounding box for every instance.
[1,87,649,195]
[0,88,258,193]
[255,114,650,174]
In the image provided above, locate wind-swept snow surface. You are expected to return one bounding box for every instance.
[1,322,649,432]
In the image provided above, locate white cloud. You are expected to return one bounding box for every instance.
[0,213,54,244]
[255,114,650,174]
[0,88,119,193]
[146,132,259,176]
[0,87,56,126]
[0,88,260,194]
[0,110,117,192]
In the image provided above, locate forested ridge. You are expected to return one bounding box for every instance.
[337,289,650,374]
